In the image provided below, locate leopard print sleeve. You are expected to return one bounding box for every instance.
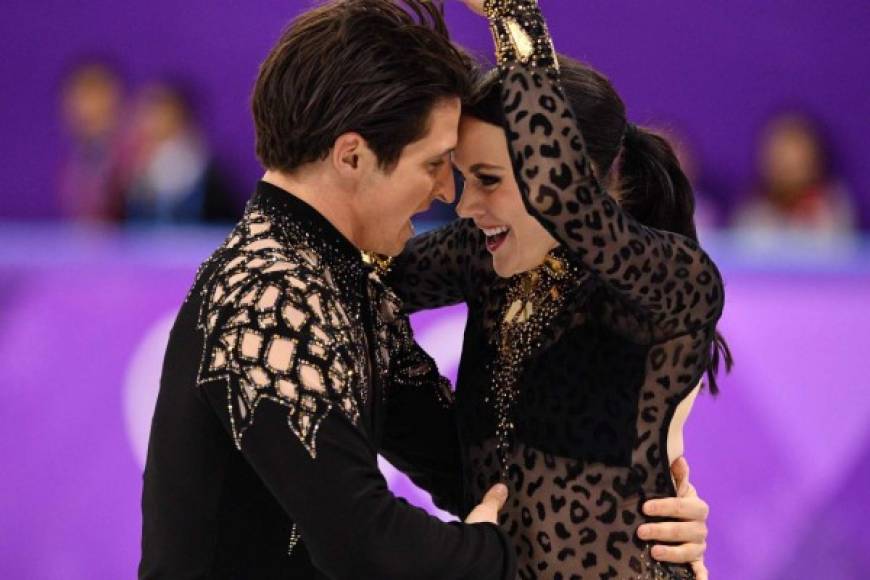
[387,218,495,313]
[485,0,724,340]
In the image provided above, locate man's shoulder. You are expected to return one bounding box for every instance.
[203,246,350,332]
[191,224,366,455]
[197,220,340,310]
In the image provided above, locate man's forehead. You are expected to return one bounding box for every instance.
[427,97,462,128]
[409,129,457,157]
[400,97,460,155]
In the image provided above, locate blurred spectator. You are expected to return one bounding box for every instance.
[121,81,239,224]
[58,60,126,222]
[733,112,856,237]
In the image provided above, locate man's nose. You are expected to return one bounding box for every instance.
[433,161,456,205]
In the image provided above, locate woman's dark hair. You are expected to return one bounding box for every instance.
[465,55,733,394]
[252,0,472,173]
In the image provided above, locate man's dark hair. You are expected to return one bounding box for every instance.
[253,0,472,173]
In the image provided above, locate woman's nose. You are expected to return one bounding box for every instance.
[456,185,480,218]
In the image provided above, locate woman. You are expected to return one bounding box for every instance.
[386,1,729,577]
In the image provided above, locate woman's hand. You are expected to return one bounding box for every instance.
[457,0,487,17]
[639,457,710,579]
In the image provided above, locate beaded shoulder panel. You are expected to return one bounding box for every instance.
[191,209,367,458]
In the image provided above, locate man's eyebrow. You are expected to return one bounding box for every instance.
[431,147,455,160]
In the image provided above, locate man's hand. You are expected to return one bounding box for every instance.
[639,457,709,580]
[465,483,508,524]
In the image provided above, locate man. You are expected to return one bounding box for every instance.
[140,1,709,578]
[140,1,515,578]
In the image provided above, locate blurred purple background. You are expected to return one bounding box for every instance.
[1,0,868,223]
[1,1,869,579]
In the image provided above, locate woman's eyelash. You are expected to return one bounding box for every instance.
[477,174,500,186]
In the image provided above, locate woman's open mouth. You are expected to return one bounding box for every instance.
[482,226,510,253]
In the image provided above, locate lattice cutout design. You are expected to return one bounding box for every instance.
[194,211,367,457]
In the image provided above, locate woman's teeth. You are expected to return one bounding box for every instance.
[483,226,510,252]
[482,226,510,237]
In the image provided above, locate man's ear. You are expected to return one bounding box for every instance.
[332,132,374,179]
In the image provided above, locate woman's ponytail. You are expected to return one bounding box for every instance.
[619,125,696,239]
[620,125,733,394]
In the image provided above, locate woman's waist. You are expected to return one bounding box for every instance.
[464,440,675,504]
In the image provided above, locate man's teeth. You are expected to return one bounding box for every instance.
[482,226,510,237]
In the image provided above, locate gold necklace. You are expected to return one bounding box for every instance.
[361,251,393,276]
[501,254,567,327]
[492,252,574,478]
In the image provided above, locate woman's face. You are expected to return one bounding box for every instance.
[454,115,558,278]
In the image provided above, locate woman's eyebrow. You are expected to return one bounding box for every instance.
[469,163,504,172]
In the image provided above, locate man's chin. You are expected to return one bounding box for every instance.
[386,235,412,257]
[369,236,409,259]
[392,224,416,254]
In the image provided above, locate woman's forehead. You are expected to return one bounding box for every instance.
[456,117,509,162]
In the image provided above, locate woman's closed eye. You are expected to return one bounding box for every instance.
[475,173,501,189]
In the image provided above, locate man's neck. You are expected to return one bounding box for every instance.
[262,169,363,250]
